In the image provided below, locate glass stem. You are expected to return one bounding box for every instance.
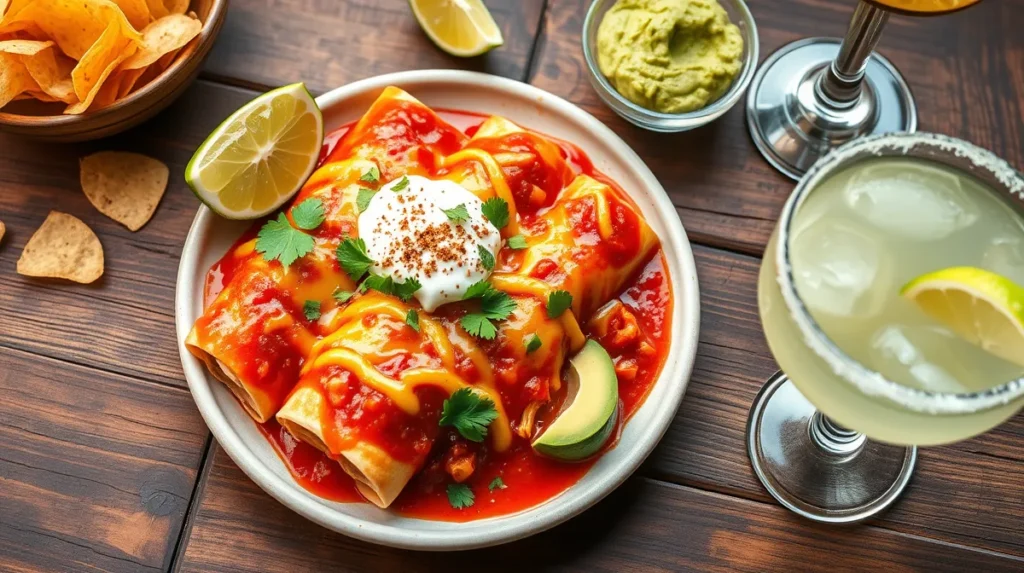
[816,1,891,109]
[809,412,866,456]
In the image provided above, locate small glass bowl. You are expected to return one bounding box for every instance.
[582,0,759,132]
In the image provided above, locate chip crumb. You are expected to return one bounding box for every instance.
[80,151,169,231]
[17,211,104,284]
[0,220,5,243]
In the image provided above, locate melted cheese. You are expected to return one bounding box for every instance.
[489,273,587,352]
[439,148,519,236]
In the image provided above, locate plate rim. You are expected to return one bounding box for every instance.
[174,69,701,551]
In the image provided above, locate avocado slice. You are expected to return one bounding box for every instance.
[532,339,619,461]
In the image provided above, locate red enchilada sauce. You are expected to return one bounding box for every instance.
[203,110,672,520]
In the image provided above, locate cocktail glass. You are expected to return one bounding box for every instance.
[749,132,1024,522]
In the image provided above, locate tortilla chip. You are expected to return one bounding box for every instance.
[111,0,153,30]
[71,15,138,103]
[0,220,5,244]
[22,46,77,104]
[17,211,104,284]
[165,0,189,15]
[120,14,200,71]
[80,151,169,231]
[0,39,54,56]
[3,0,127,61]
[0,52,36,108]
[144,0,170,19]
[116,66,147,99]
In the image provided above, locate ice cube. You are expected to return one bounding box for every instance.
[790,218,892,318]
[843,161,978,241]
[982,231,1024,286]
[868,325,963,392]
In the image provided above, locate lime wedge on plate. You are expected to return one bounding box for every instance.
[186,83,323,219]
[409,0,504,57]
[902,266,1024,367]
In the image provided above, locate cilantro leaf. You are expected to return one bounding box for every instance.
[463,280,491,300]
[256,213,315,267]
[442,203,470,223]
[447,484,475,510]
[440,387,498,442]
[488,477,507,492]
[460,314,498,340]
[360,165,379,184]
[333,288,354,303]
[478,245,495,271]
[506,234,528,250]
[360,273,421,302]
[405,309,420,332]
[356,188,376,213]
[391,175,410,192]
[336,237,374,280]
[291,198,326,230]
[303,300,321,321]
[546,290,573,319]
[524,334,542,354]
[480,288,516,320]
[481,197,509,229]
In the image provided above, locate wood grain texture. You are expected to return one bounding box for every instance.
[0,82,254,387]
[0,346,208,572]
[177,444,1023,573]
[528,0,1024,255]
[201,0,546,92]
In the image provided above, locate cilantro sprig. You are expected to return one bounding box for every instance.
[447,484,474,509]
[440,387,499,442]
[405,309,420,332]
[489,477,507,492]
[360,165,379,184]
[546,290,573,319]
[291,198,326,230]
[333,288,354,304]
[256,213,315,267]
[336,237,374,280]
[477,245,495,271]
[391,175,410,192]
[303,300,321,321]
[524,334,542,354]
[360,273,422,302]
[443,203,470,223]
[356,188,376,213]
[460,281,517,340]
[481,197,509,229]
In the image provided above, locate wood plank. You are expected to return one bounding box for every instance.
[663,245,1024,557]
[528,0,1024,254]
[177,444,1022,572]
[0,346,208,572]
[0,81,256,387]
[201,0,546,92]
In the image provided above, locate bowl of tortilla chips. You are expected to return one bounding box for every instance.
[0,0,227,142]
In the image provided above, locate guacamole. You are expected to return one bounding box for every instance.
[596,0,744,114]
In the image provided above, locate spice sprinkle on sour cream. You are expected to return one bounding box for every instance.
[358,175,502,312]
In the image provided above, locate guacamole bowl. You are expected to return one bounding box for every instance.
[582,0,759,132]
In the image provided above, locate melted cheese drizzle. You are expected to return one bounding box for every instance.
[489,274,587,352]
[439,149,520,236]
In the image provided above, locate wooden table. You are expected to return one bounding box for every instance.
[2,1,1022,571]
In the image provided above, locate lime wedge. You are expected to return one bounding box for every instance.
[409,0,504,57]
[186,83,323,220]
[901,266,1024,367]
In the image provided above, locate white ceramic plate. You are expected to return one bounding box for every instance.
[175,70,701,551]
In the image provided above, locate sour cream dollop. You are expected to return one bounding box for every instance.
[358,175,501,312]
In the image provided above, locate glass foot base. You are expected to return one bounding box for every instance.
[746,371,917,523]
[746,37,918,180]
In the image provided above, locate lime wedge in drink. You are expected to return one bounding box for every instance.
[186,83,323,219]
[901,266,1024,367]
[409,0,504,57]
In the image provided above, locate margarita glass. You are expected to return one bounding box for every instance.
[749,132,1024,523]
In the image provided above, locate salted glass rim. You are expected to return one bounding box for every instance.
[775,131,1024,415]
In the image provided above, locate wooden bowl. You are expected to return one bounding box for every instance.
[0,0,228,143]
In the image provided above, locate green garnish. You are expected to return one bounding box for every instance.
[356,188,376,213]
[478,245,495,271]
[405,309,420,332]
[360,165,379,184]
[506,234,528,250]
[333,288,354,304]
[360,273,422,302]
[303,300,321,321]
[443,203,470,223]
[255,213,315,267]
[481,197,509,229]
[290,198,326,230]
[488,477,507,492]
[440,387,499,442]
[524,334,542,354]
[447,483,475,510]
[391,175,410,192]
[546,290,573,319]
[460,285,517,340]
[336,237,374,280]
